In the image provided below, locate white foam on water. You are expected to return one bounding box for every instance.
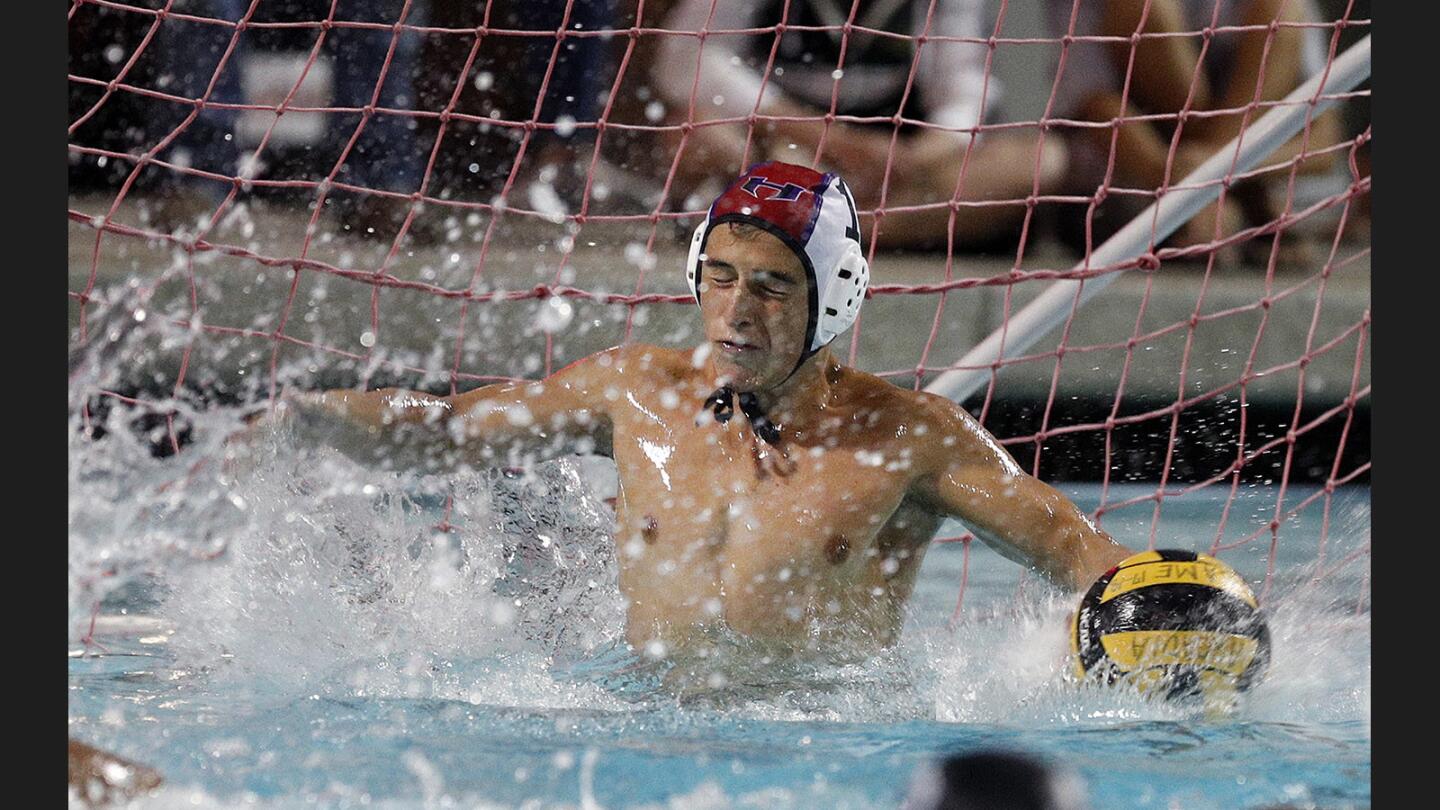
[144,429,630,710]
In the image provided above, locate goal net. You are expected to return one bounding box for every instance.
[68,0,1370,619]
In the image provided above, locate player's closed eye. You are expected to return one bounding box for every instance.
[704,267,737,286]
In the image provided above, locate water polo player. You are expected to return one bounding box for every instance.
[276,162,1134,658]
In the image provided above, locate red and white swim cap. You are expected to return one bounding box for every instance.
[686,162,870,362]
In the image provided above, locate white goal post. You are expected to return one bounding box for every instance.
[924,34,1372,404]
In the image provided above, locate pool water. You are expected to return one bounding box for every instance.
[68,417,1370,809]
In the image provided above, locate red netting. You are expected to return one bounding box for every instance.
[68,0,1371,616]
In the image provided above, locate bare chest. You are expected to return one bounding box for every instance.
[611,417,922,569]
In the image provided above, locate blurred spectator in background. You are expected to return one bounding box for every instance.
[507,0,619,205]
[418,0,619,214]
[648,0,1066,250]
[1047,0,1345,259]
[146,0,433,241]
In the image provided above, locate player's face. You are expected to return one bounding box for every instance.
[698,224,810,391]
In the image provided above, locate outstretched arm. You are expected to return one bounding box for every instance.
[275,346,625,473]
[910,395,1131,591]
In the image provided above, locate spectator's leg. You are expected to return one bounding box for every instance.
[1098,0,1213,114]
[325,0,434,239]
[1191,0,1341,169]
[508,0,618,204]
[532,0,615,129]
[660,117,758,204]
[1072,90,1184,190]
[1192,0,1345,259]
[149,0,248,226]
[1068,89,1241,251]
[863,129,1070,251]
[328,0,426,194]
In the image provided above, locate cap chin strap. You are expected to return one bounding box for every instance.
[704,385,782,445]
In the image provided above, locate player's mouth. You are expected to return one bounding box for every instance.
[717,339,761,354]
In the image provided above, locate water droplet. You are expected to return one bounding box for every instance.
[536,296,574,333]
[527,181,568,224]
[504,404,534,426]
[237,151,263,181]
[690,343,711,367]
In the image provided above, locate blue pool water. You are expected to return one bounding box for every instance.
[68,419,1370,809]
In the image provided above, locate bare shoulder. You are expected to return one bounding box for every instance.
[834,368,968,431]
[550,343,677,384]
[602,343,708,389]
[836,369,1008,466]
[608,343,692,374]
[559,343,710,405]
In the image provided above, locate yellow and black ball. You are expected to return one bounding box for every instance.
[1071,549,1271,703]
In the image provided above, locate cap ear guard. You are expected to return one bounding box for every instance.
[812,240,869,350]
[686,221,707,305]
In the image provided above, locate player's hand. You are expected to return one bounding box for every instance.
[220,390,314,473]
[233,390,306,434]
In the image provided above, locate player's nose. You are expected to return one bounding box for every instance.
[723,285,761,329]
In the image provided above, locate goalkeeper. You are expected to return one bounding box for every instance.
[266,162,1132,662]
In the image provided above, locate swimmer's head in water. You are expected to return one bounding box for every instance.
[903,750,1089,810]
[686,162,869,389]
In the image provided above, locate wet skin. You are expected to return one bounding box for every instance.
[284,225,1130,659]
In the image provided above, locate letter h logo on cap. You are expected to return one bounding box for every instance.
[741,176,808,202]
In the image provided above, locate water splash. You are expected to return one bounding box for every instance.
[68,300,1369,810]
[70,397,1370,727]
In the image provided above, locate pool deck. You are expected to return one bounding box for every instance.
[68,193,1370,407]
